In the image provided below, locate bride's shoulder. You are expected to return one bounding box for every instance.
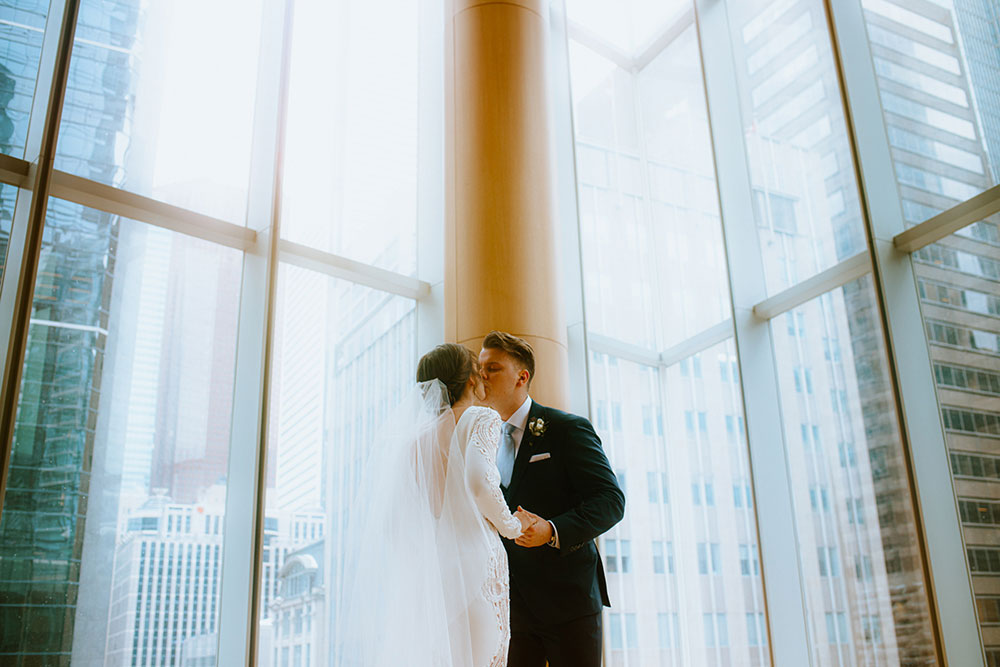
[464,405,500,427]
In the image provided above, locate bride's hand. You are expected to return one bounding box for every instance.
[514,509,536,533]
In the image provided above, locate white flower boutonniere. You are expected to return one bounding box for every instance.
[528,417,547,438]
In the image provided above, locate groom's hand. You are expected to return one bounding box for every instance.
[514,507,552,548]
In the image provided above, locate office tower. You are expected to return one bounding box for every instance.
[105,489,319,667]
[739,1,937,661]
[324,284,415,653]
[146,185,244,505]
[273,268,328,513]
[0,2,141,664]
[855,0,1000,657]
[267,538,325,667]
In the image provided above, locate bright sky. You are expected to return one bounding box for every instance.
[150,0,262,200]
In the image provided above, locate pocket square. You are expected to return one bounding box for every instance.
[529,452,551,463]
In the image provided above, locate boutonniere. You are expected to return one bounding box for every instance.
[528,417,547,438]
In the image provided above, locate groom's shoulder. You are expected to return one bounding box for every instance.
[534,403,594,431]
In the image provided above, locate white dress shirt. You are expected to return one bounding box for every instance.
[504,395,532,458]
[503,395,560,549]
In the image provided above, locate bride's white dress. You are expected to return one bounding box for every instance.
[453,406,524,667]
[336,382,521,667]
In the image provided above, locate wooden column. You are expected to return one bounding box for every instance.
[446,0,569,409]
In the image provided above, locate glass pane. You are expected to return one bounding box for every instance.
[727,0,870,295]
[568,18,731,351]
[0,1,47,159]
[593,343,768,666]
[256,265,416,665]
[279,0,419,275]
[566,0,693,56]
[771,275,936,665]
[0,182,17,282]
[0,200,241,664]
[54,0,264,223]
[861,0,1000,222]
[567,7,766,661]
[912,219,1000,657]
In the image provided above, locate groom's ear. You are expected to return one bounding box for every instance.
[517,369,531,387]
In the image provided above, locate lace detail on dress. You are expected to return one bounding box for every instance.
[463,407,516,666]
[483,540,511,667]
[469,408,522,539]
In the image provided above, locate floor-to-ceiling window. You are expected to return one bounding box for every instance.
[855,0,1000,660]
[563,5,767,663]
[561,0,989,664]
[0,0,994,664]
[0,0,430,665]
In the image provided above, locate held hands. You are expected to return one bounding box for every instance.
[514,508,536,534]
[513,506,552,548]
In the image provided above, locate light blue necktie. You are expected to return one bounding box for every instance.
[498,422,516,488]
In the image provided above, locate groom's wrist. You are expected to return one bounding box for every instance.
[547,520,559,548]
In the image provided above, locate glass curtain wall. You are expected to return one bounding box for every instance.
[0,0,428,665]
[564,4,766,665]
[0,0,994,664]
[723,1,937,664]
[254,0,421,663]
[856,0,1000,660]
[562,0,957,664]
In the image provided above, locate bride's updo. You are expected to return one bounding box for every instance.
[417,343,479,406]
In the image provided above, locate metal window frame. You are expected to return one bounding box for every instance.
[693,1,812,663]
[826,0,985,664]
[894,183,1000,253]
[215,0,293,663]
[0,0,80,515]
[0,1,433,665]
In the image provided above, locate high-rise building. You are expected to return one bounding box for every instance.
[105,487,320,667]
[858,0,1000,657]
[266,538,325,667]
[0,3,142,664]
[145,185,244,505]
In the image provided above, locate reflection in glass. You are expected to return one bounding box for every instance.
[862,3,1000,656]
[256,265,416,666]
[54,0,264,223]
[566,0,691,56]
[566,5,767,662]
[593,345,767,666]
[0,183,16,284]
[862,0,1000,220]
[912,220,1000,659]
[280,0,419,275]
[0,204,241,664]
[569,20,730,351]
[0,1,46,159]
[727,0,869,294]
[770,276,935,665]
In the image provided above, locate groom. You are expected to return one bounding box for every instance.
[479,331,625,667]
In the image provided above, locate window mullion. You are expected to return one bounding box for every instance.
[825,0,983,664]
[0,0,79,515]
[694,0,813,664]
[215,0,294,664]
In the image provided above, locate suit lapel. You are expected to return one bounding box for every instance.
[507,401,544,499]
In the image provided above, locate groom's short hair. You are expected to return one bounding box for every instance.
[483,331,535,386]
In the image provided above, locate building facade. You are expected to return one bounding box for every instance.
[0,2,142,664]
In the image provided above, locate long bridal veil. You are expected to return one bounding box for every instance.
[334,380,497,666]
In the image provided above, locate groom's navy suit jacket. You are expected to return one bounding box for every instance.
[501,400,625,626]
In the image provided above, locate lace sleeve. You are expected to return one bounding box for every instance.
[465,409,523,540]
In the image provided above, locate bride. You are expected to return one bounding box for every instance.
[336,343,533,666]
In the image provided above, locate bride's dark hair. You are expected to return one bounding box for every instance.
[416,343,479,406]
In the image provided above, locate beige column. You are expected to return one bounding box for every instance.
[446,0,569,409]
